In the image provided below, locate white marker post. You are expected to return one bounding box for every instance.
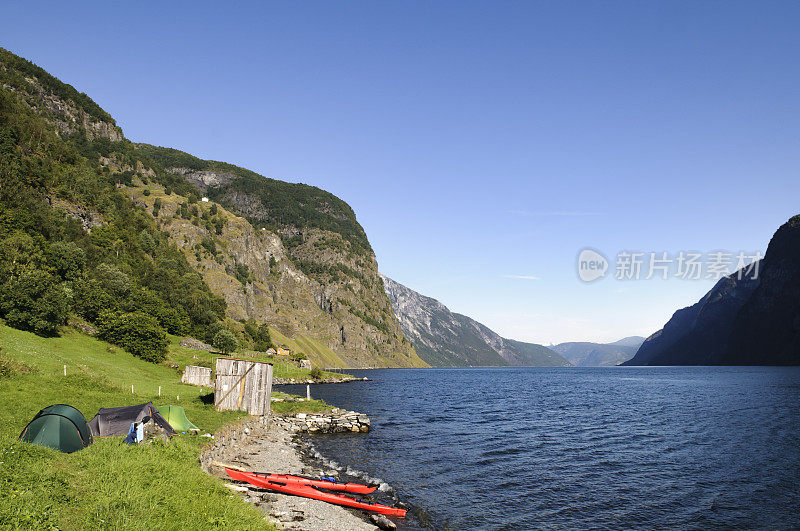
[131,384,134,394]
[158,386,161,397]
[64,365,66,376]
[306,384,311,400]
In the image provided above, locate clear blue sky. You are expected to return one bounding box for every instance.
[3,2,799,344]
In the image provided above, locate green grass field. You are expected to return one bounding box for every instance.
[0,324,341,530]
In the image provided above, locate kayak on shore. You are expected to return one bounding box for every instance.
[226,468,406,517]
[236,470,376,494]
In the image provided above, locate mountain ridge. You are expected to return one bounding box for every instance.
[625,214,800,366]
[0,47,425,368]
[381,274,570,367]
[551,337,644,366]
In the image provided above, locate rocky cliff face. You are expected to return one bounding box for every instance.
[0,47,425,368]
[381,274,569,367]
[552,337,644,367]
[623,270,760,365]
[131,146,422,368]
[724,216,800,365]
[625,215,800,366]
[123,182,424,368]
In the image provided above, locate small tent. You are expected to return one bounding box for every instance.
[88,402,176,437]
[157,405,200,432]
[19,404,93,453]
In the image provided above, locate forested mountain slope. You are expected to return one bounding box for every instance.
[0,47,425,368]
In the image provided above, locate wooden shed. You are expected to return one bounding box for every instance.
[214,357,273,416]
[181,365,212,387]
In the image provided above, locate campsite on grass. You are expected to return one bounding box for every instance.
[0,325,342,529]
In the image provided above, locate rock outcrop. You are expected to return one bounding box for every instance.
[381,274,570,367]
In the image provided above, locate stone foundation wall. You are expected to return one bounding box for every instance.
[274,408,370,434]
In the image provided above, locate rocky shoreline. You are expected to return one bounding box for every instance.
[201,413,391,530]
[273,376,370,385]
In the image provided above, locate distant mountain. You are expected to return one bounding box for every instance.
[623,272,759,365]
[380,275,570,367]
[551,337,644,367]
[610,336,647,348]
[625,214,800,366]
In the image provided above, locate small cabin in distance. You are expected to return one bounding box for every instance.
[276,347,291,357]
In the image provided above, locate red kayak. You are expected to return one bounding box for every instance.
[226,469,406,517]
[227,469,375,494]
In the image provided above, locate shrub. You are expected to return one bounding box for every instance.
[213,330,237,355]
[212,216,225,235]
[0,354,31,378]
[47,241,85,281]
[94,263,132,298]
[309,367,323,380]
[0,270,68,336]
[233,262,251,285]
[73,279,118,322]
[203,321,226,344]
[97,311,169,363]
[244,321,274,351]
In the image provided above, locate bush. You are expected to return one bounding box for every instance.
[0,270,69,336]
[0,354,31,378]
[97,311,169,363]
[213,330,237,355]
[309,367,323,380]
[73,279,118,322]
[203,321,225,344]
[244,320,274,351]
[233,262,251,285]
[47,241,85,281]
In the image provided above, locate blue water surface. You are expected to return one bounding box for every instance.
[280,367,800,530]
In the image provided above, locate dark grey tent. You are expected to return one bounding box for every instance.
[88,402,176,438]
[19,404,93,453]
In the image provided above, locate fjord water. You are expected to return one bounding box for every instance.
[284,367,800,529]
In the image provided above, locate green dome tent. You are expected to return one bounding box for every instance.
[157,405,199,432]
[19,404,93,453]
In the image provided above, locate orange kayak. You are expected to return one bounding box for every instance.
[226,468,406,517]
[228,470,376,494]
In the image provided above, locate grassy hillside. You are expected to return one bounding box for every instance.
[0,324,337,529]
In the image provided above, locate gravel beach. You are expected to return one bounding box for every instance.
[218,421,378,530]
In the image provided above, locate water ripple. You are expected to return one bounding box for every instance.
[279,366,800,530]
